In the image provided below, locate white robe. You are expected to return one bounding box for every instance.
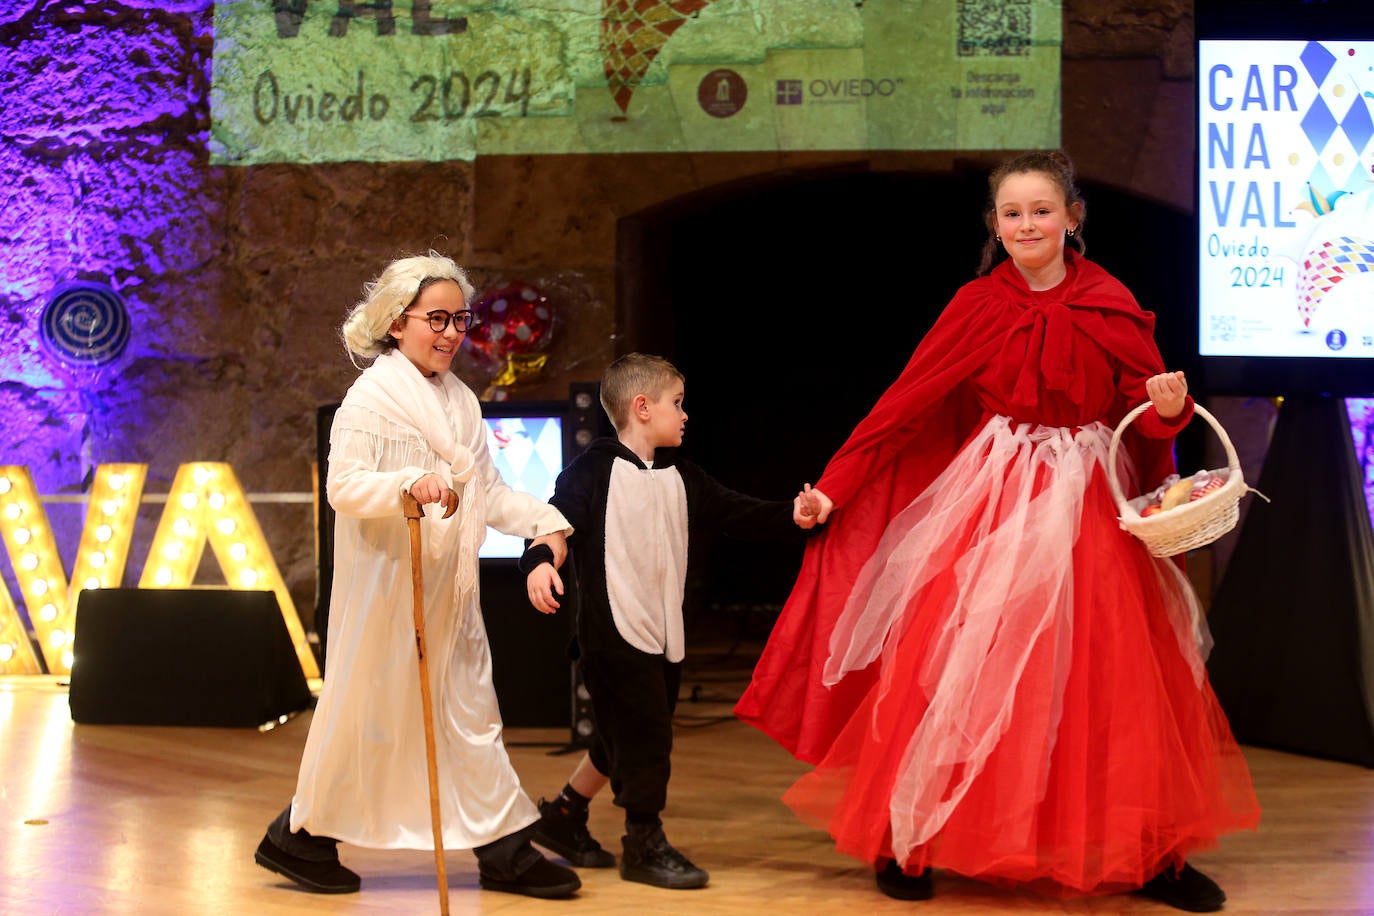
[290,350,570,850]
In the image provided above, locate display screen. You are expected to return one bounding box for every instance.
[1198,38,1374,361]
[478,409,565,560]
[1195,0,1374,395]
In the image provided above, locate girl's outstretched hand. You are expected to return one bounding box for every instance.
[796,483,833,526]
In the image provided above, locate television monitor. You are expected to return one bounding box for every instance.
[1196,0,1374,395]
[478,400,568,560]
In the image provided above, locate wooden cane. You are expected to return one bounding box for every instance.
[403,489,450,916]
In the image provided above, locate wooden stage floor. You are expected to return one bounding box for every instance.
[4,672,1374,915]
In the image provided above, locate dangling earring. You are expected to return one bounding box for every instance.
[1067,227,1077,237]
[995,235,1001,242]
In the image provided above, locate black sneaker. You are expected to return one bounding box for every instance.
[531,797,616,868]
[620,827,709,889]
[479,853,582,899]
[254,833,360,894]
[875,858,933,900]
[1138,862,1226,913]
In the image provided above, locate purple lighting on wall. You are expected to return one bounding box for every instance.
[1349,399,1374,533]
[0,5,215,625]
[0,4,213,496]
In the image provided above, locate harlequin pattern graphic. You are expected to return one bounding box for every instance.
[40,281,130,367]
[1286,42,1374,330]
[1297,41,1373,189]
[1297,235,1374,327]
[601,0,714,115]
[480,416,565,558]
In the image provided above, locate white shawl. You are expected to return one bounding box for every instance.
[334,349,482,591]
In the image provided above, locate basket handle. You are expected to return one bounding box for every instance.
[1106,401,1241,513]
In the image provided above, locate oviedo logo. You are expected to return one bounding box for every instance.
[698,69,747,118]
[775,77,905,105]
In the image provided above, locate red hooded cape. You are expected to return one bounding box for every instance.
[735,252,1191,764]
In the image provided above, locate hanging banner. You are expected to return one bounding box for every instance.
[210,0,1061,164]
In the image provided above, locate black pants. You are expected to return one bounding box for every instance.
[580,648,681,818]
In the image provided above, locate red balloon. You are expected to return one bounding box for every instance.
[465,281,554,364]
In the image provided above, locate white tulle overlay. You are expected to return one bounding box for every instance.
[822,415,1208,862]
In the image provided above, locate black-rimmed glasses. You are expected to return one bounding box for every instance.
[402,309,479,333]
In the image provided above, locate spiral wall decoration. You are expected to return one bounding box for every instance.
[40,281,130,368]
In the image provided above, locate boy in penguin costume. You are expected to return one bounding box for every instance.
[518,352,820,889]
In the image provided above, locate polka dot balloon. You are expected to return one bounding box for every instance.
[465,281,554,366]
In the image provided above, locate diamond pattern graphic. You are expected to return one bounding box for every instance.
[1296,42,1374,185]
[1297,236,1374,327]
[481,416,565,559]
[1282,42,1374,331]
[1341,94,1374,154]
[600,0,715,115]
[1301,41,1337,87]
[1302,94,1339,153]
[486,417,562,496]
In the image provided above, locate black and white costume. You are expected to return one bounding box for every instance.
[520,437,802,820]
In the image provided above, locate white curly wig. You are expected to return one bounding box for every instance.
[341,252,477,360]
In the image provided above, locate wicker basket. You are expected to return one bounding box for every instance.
[1107,402,1254,558]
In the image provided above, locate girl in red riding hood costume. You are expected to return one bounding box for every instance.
[736,152,1258,913]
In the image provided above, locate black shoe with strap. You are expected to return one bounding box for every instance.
[620,825,709,889]
[478,852,582,899]
[254,830,360,894]
[875,858,933,900]
[531,796,616,868]
[1138,862,1227,913]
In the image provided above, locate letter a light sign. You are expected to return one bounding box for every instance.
[0,463,319,680]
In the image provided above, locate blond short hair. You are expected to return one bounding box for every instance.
[600,353,684,430]
[340,252,476,359]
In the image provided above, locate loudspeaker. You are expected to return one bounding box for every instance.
[570,661,596,749]
[566,382,611,458]
[560,382,607,747]
[69,588,313,728]
[479,563,573,727]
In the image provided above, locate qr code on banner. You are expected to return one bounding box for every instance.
[1210,314,1237,343]
[957,0,1032,57]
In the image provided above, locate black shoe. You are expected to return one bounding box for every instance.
[875,859,933,900]
[531,797,616,868]
[254,834,360,894]
[620,827,709,889]
[1138,862,1226,913]
[479,852,581,899]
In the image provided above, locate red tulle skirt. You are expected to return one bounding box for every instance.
[779,418,1259,897]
